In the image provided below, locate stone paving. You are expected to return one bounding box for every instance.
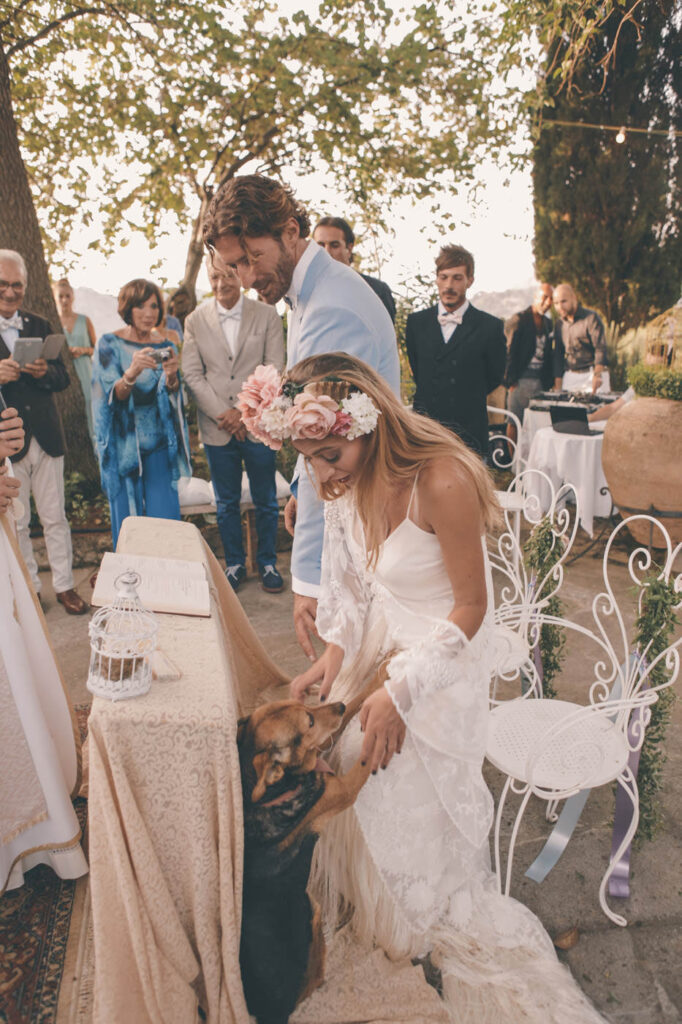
[40,524,682,1023]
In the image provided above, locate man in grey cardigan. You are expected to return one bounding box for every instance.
[182,258,285,592]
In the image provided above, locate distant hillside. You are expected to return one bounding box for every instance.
[471,287,535,321]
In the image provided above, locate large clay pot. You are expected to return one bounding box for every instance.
[602,397,682,546]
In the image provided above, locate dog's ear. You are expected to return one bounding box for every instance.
[236,716,250,747]
[250,747,291,803]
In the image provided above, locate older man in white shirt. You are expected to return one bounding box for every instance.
[182,258,285,593]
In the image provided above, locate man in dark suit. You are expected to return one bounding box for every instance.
[504,283,555,438]
[405,244,506,457]
[0,249,87,614]
[313,216,396,322]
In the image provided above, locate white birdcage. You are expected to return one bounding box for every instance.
[87,571,158,701]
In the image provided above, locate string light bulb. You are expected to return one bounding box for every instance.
[615,127,626,144]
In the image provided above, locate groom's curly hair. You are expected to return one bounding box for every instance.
[202,175,311,249]
[285,353,500,566]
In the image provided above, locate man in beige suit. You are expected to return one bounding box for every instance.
[182,259,285,592]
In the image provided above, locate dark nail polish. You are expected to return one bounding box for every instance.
[381,765,387,770]
[372,769,377,775]
[361,761,366,766]
[320,695,326,702]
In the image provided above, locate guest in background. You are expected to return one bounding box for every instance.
[553,284,610,394]
[168,285,196,331]
[92,278,191,547]
[504,283,555,441]
[52,277,96,444]
[182,257,285,593]
[405,243,506,457]
[313,216,396,322]
[0,249,87,615]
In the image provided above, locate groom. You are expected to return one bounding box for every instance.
[202,175,400,656]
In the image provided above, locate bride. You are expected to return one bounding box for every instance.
[238,353,605,1023]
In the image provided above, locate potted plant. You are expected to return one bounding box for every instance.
[601,360,682,546]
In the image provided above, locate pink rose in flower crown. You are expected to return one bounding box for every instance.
[330,410,352,435]
[286,392,339,441]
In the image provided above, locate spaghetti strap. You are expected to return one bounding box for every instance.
[406,468,421,521]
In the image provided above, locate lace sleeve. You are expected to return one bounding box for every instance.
[315,500,370,661]
[384,619,471,721]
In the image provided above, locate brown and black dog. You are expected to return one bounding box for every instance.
[237,661,389,1024]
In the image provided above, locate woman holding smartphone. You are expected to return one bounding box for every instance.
[92,279,191,545]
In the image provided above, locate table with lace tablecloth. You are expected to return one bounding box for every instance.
[87,516,448,1024]
[525,425,611,536]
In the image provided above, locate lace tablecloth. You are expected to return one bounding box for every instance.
[88,517,443,1024]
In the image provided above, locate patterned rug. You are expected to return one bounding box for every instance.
[0,707,89,1024]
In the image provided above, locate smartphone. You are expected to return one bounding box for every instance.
[151,348,172,364]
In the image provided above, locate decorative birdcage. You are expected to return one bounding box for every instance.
[87,571,158,701]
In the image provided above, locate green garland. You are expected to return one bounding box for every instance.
[628,363,682,402]
[524,517,566,700]
[633,574,679,843]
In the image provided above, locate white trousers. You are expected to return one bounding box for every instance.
[562,368,611,395]
[13,438,74,593]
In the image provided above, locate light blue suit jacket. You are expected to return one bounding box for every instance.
[287,245,400,595]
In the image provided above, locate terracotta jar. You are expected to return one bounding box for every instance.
[602,397,682,546]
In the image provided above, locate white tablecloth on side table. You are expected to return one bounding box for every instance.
[526,426,611,537]
[520,409,551,461]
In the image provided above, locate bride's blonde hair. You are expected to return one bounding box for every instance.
[285,352,499,565]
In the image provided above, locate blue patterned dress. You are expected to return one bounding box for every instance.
[91,334,191,546]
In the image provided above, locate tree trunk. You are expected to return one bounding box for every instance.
[0,43,99,486]
[177,195,211,301]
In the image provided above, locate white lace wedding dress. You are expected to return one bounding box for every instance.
[309,488,606,1024]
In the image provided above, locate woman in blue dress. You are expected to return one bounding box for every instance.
[92,279,191,546]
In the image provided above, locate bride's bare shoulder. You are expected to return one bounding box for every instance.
[419,457,481,519]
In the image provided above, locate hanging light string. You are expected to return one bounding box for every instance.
[540,118,682,141]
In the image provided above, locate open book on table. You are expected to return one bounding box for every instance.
[92,551,211,617]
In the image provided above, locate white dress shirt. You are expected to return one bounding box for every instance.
[437,299,469,343]
[284,240,320,310]
[0,312,22,354]
[216,294,243,356]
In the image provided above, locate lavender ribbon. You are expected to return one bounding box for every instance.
[607,667,648,899]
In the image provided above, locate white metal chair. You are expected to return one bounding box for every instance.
[489,469,580,704]
[486,515,682,925]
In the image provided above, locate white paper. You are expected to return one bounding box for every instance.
[92,552,211,617]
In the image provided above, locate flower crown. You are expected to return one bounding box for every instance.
[236,364,380,451]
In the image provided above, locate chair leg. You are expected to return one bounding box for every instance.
[545,798,560,823]
[504,785,533,896]
[494,776,532,897]
[599,767,638,927]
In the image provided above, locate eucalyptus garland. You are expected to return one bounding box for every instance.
[523,516,566,700]
[633,574,679,843]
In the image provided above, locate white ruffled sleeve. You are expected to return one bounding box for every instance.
[315,499,370,661]
[384,618,470,720]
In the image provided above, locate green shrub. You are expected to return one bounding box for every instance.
[628,363,682,401]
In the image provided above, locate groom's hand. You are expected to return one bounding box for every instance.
[293,593,318,660]
[284,495,297,536]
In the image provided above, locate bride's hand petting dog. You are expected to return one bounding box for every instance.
[237,657,392,1024]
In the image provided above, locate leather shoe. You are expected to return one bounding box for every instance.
[56,588,89,615]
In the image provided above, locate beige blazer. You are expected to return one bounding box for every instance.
[182,296,284,446]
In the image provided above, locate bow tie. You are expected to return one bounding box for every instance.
[218,307,240,321]
[0,313,22,331]
[438,310,464,327]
